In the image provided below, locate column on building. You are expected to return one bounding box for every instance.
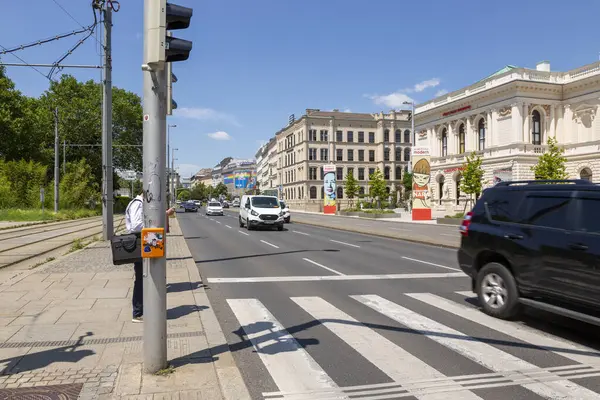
[522,103,530,143]
[550,104,556,140]
[563,104,573,143]
[511,102,523,144]
[447,123,454,156]
[486,111,494,148]
[329,118,335,165]
[556,104,565,143]
[465,117,473,152]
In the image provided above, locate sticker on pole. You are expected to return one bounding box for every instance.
[143,114,150,122]
[141,228,165,258]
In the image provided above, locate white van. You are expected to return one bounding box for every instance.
[239,195,285,231]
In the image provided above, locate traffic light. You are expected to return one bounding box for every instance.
[145,1,193,69]
[166,60,178,115]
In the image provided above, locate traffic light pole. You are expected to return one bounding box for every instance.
[102,2,114,240]
[142,0,168,373]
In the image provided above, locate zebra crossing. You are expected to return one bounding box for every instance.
[226,291,600,400]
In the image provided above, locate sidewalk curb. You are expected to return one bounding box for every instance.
[172,218,252,400]
[293,219,460,249]
[291,209,460,227]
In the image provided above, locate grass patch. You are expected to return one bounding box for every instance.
[155,365,175,376]
[70,238,85,252]
[0,208,100,222]
[444,212,465,219]
[362,209,395,214]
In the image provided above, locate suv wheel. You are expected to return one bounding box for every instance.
[239,216,244,228]
[476,262,520,319]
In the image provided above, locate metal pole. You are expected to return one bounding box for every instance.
[143,0,167,373]
[167,125,170,206]
[171,148,175,204]
[102,3,114,240]
[54,107,59,213]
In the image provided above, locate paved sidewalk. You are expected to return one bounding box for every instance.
[0,218,250,400]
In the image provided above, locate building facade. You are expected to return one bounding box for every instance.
[274,109,412,211]
[255,138,278,193]
[415,60,600,216]
[191,168,213,187]
[221,159,257,197]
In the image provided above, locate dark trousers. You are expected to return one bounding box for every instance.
[133,261,143,318]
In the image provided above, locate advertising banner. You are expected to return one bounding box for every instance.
[234,170,257,189]
[411,147,432,221]
[323,164,336,214]
[223,174,234,185]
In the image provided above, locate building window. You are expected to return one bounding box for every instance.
[395,148,401,162]
[441,129,448,157]
[404,129,410,143]
[395,166,402,180]
[458,124,465,154]
[368,132,375,143]
[384,167,390,180]
[359,186,365,196]
[320,148,328,161]
[309,167,317,180]
[532,110,541,145]
[347,167,354,179]
[309,148,317,160]
[337,186,343,199]
[347,131,354,142]
[404,148,410,162]
[336,130,343,142]
[580,167,593,181]
[384,148,390,161]
[368,168,375,178]
[395,129,401,142]
[455,173,462,205]
[309,129,317,141]
[358,131,364,143]
[336,167,343,180]
[347,149,354,162]
[358,168,365,180]
[336,149,343,161]
[478,119,486,150]
[369,150,375,162]
[321,186,324,199]
[358,149,364,161]
[438,175,445,205]
[384,129,390,142]
[310,186,317,199]
[320,167,324,179]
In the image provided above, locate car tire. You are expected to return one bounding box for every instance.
[277,225,284,231]
[247,221,253,231]
[285,217,290,223]
[239,217,244,228]
[476,262,520,320]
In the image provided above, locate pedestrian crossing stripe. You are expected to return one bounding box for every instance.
[225,292,600,400]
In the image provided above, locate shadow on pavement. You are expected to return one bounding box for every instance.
[195,249,340,264]
[167,281,203,293]
[167,305,208,320]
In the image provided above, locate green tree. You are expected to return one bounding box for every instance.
[460,152,484,203]
[59,159,100,209]
[531,136,567,180]
[343,170,359,209]
[402,171,413,201]
[369,168,387,208]
[214,182,228,197]
[177,189,191,201]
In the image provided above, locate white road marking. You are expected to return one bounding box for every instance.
[215,221,222,224]
[390,227,410,231]
[413,292,600,365]
[355,294,600,400]
[225,225,232,229]
[260,240,279,249]
[440,233,456,237]
[209,218,215,221]
[292,230,310,236]
[207,272,464,283]
[330,239,360,248]
[292,296,482,400]
[238,230,249,236]
[302,258,345,276]
[401,256,460,272]
[227,299,340,395]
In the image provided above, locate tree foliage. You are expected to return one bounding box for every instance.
[368,168,387,202]
[531,136,567,180]
[0,159,49,208]
[460,152,484,198]
[402,172,413,200]
[343,170,359,207]
[59,159,100,209]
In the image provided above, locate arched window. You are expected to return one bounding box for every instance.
[337,186,343,199]
[384,148,390,161]
[478,119,486,150]
[580,168,593,181]
[458,124,465,154]
[395,166,402,180]
[309,186,317,199]
[395,147,402,162]
[404,129,411,143]
[395,129,401,142]
[532,110,542,145]
[455,173,462,205]
[441,129,448,157]
[438,175,445,205]
[404,148,410,162]
[384,167,390,180]
[359,186,365,195]
[384,129,390,142]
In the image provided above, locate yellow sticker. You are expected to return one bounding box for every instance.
[141,228,165,258]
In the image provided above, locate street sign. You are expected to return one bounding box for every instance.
[40,187,45,203]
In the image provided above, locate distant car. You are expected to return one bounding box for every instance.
[280,200,290,223]
[206,201,223,216]
[222,201,229,208]
[182,201,198,212]
[239,195,284,231]
[232,200,240,207]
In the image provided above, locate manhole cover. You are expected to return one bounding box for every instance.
[0,383,83,400]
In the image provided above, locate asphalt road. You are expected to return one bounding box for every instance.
[178,210,600,400]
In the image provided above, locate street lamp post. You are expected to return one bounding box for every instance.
[403,101,415,172]
[167,124,177,205]
[171,148,178,206]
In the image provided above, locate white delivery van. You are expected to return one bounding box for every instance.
[239,195,285,231]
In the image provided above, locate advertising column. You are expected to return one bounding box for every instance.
[411,147,431,220]
[323,164,336,214]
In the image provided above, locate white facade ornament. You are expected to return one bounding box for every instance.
[498,106,512,117]
[573,105,597,123]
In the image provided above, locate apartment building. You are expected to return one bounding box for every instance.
[415,60,600,215]
[275,109,412,211]
[255,138,277,192]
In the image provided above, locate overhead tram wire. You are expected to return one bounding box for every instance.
[0,43,52,82]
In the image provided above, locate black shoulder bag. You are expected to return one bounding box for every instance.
[111,199,143,265]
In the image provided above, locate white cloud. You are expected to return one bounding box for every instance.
[367,92,415,108]
[176,164,201,179]
[343,108,351,112]
[435,89,449,97]
[174,107,241,127]
[413,78,440,93]
[207,131,232,141]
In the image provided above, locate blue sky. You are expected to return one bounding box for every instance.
[2,0,599,178]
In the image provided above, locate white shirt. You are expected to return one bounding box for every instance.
[126,195,144,233]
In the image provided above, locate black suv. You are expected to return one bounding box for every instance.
[458,179,600,325]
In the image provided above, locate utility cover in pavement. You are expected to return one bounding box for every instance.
[0,383,83,400]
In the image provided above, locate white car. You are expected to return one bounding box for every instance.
[239,195,284,231]
[205,201,223,216]
[279,200,290,223]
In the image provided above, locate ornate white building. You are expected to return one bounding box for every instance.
[415,60,600,215]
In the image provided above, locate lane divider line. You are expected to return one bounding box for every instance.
[330,239,360,248]
[260,240,279,249]
[302,258,345,276]
[215,221,222,224]
[292,231,310,236]
[401,256,460,272]
[238,230,250,236]
[225,225,232,229]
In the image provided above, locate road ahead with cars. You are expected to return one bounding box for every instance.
[178,208,600,400]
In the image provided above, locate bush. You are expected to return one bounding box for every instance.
[0,159,47,208]
[362,209,395,214]
[59,159,100,209]
[444,212,465,219]
[114,196,132,213]
[0,208,99,222]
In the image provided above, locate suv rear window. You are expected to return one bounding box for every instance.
[520,193,572,229]
[482,189,524,223]
[208,202,221,207]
